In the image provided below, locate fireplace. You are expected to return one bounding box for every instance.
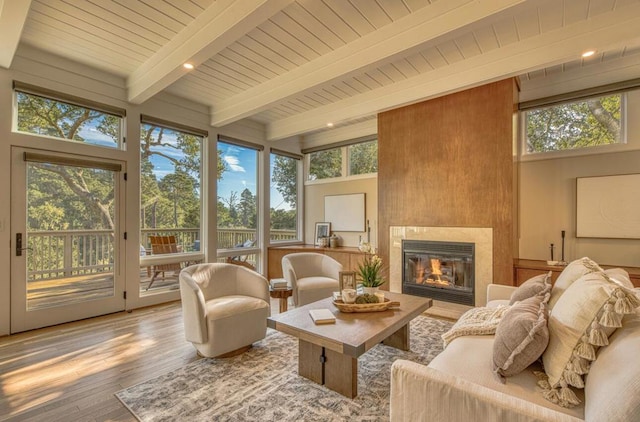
[402,240,475,306]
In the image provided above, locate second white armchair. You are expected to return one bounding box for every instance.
[281,252,343,306]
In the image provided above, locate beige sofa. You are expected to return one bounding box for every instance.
[390,283,640,422]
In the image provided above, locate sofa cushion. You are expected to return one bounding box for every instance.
[428,335,584,420]
[542,271,640,407]
[509,272,551,305]
[585,311,640,422]
[549,257,602,309]
[493,293,550,377]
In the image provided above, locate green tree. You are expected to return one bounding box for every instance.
[219,192,239,227]
[349,141,378,175]
[18,93,117,229]
[526,95,621,153]
[17,92,228,234]
[308,149,342,180]
[238,188,257,229]
[158,170,199,228]
[270,208,296,230]
[272,155,298,207]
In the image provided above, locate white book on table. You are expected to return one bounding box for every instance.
[309,309,336,325]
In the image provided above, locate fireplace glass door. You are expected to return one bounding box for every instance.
[402,240,474,305]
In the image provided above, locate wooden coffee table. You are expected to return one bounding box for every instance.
[267,291,432,398]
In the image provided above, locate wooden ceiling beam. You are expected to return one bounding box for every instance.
[266,4,640,141]
[0,0,32,68]
[127,0,292,104]
[210,0,531,126]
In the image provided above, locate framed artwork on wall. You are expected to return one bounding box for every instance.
[576,174,640,239]
[315,222,330,246]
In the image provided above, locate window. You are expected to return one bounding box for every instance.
[15,84,124,148]
[524,93,623,154]
[270,151,301,242]
[139,119,203,292]
[349,140,378,175]
[306,138,377,181]
[217,139,260,266]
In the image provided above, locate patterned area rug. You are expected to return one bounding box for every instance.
[116,316,452,421]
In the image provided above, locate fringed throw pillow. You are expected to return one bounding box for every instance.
[509,271,552,305]
[493,290,550,377]
[549,257,603,309]
[539,270,640,408]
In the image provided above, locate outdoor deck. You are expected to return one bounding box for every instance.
[27,269,181,310]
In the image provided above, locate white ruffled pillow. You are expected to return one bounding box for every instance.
[539,271,640,408]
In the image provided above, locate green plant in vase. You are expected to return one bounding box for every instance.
[357,254,385,293]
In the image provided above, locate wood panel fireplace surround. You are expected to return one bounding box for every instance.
[402,240,475,306]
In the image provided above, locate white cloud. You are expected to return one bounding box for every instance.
[224,155,245,172]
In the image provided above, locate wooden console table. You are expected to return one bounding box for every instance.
[514,259,640,287]
[268,244,367,280]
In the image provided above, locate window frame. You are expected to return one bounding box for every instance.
[519,92,628,161]
[215,137,263,267]
[138,117,206,281]
[269,149,303,244]
[304,137,378,185]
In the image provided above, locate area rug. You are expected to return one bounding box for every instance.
[116,316,453,421]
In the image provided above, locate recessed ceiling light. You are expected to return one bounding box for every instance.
[581,50,596,58]
[183,63,194,70]
[327,122,334,127]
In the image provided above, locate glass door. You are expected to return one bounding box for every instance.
[10,148,125,332]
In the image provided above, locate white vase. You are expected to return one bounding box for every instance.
[362,287,378,295]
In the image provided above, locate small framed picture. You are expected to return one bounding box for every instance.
[339,271,356,291]
[314,222,331,246]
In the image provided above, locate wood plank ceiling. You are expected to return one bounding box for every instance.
[2,0,640,143]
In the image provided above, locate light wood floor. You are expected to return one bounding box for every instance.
[0,301,207,421]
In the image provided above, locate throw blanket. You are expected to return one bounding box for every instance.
[442,306,511,347]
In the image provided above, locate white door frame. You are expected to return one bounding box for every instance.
[10,147,126,333]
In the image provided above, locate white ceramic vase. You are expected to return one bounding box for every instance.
[362,286,378,295]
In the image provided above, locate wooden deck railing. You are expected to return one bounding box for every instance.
[28,228,297,281]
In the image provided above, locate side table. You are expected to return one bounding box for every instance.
[269,287,293,313]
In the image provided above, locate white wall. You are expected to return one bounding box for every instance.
[305,177,378,248]
[518,89,640,266]
[0,45,299,335]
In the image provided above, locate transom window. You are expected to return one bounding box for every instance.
[523,93,624,155]
[306,138,378,181]
[14,83,124,148]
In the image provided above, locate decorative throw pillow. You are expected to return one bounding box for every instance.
[549,257,603,309]
[509,271,552,305]
[539,270,640,408]
[604,268,633,289]
[493,292,550,377]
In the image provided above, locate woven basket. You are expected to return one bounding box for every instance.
[333,298,400,313]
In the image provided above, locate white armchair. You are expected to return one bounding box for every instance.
[281,252,343,306]
[179,263,270,358]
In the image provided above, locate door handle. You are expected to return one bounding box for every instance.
[16,233,32,256]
